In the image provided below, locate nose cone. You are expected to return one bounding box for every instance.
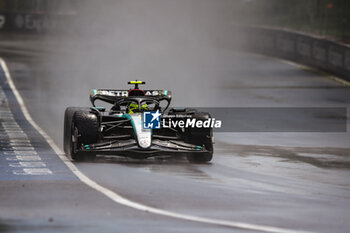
[129,113,152,148]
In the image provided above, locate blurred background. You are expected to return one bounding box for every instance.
[236,0,350,43]
[0,0,349,146]
[1,0,349,42]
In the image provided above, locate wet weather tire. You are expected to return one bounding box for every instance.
[186,112,214,163]
[64,107,81,157]
[64,108,98,162]
[72,110,99,161]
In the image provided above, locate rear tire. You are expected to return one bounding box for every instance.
[186,112,213,163]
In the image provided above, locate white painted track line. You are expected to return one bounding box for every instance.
[0,57,314,233]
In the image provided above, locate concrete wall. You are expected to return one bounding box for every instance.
[1,10,349,81]
[242,27,350,81]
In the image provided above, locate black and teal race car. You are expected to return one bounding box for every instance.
[64,81,213,163]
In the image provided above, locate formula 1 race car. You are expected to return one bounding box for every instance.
[64,81,213,163]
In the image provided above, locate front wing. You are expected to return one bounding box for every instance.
[78,139,207,157]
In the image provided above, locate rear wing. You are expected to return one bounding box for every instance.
[90,89,172,106]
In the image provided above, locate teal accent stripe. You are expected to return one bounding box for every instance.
[121,113,152,139]
[121,114,136,132]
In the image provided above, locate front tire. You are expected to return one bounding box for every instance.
[64,108,99,161]
[64,107,81,157]
[186,112,214,163]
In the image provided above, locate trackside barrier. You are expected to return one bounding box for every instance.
[1,12,349,81]
[241,26,350,82]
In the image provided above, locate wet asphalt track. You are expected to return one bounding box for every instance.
[0,38,350,233]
